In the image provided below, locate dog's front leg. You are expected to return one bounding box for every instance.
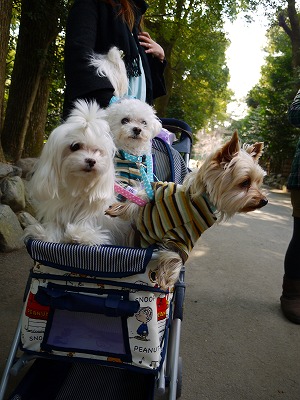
[64,223,112,245]
[155,249,183,290]
[105,202,139,220]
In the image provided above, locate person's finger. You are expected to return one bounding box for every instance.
[139,41,150,48]
[139,31,151,39]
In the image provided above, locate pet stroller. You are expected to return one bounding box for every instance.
[0,120,192,400]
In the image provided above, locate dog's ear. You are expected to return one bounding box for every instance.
[216,130,240,164]
[245,142,264,161]
[29,127,62,201]
[151,117,163,138]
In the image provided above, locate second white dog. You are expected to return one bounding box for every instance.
[106,98,162,203]
[24,99,128,246]
[89,46,162,195]
[106,97,162,156]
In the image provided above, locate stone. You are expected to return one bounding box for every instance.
[0,205,24,252]
[0,162,21,178]
[0,176,26,212]
[16,158,37,179]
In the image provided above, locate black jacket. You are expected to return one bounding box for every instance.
[63,0,166,117]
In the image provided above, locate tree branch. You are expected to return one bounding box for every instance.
[278,12,292,38]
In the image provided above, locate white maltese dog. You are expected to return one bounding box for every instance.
[89,46,162,198]
[106,98,162,156]
[24,99,127,246]
[106,98,162,202]
[89,46,163,157]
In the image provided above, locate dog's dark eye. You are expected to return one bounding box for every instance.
[70,143,81,152]
[121,118,130,125]
[240,178,251,188]
[142,120,147,126]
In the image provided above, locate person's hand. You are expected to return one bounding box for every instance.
[138,32,165,62]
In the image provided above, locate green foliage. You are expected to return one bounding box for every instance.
[4,0,292,158]
[5,1,21,104]
[230,21,300,171]
[46,34,66,136]
[169,21,231,131]
[145,0,235,132]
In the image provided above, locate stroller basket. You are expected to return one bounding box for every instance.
[20,240,172,374]
[1,239,185,400]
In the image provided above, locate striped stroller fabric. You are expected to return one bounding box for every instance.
[26,239,154,277]
[152,137,188,184]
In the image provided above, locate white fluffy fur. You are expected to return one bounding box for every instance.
[106,98,162,156]
[89,47,128,98]
[106,131,268,289]
[24,99,129,246]
[89,46,162,155]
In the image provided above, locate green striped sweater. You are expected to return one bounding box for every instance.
[135,181,217,262]
[114,151,153,187]
[114,155,143,187]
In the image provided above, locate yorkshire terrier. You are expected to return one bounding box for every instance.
[106,131,268,289]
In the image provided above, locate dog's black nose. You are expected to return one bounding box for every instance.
[260,198,268,208]
[86,158,96,168]
[132,127,141,136]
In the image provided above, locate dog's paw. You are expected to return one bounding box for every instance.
[105,203,132,219]
[155,250,183,290]
[23,223,48,242]
[64,223,112,246]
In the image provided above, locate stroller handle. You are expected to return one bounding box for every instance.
[160,118,193,142]
[160,118,193,163]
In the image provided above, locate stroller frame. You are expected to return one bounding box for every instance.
[0,120,192,400]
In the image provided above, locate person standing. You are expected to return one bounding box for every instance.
[62,0,166,118]
[281,89,300,324]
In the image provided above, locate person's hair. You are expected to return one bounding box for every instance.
[106,0,143,31]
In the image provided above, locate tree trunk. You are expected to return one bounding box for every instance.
[22,72,50,158]
[287,0,300,69]
[1,0,61,162]
[279,0,300,70]
[0,0,13,162]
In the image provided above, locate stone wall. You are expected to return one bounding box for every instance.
[0,160,37,252]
